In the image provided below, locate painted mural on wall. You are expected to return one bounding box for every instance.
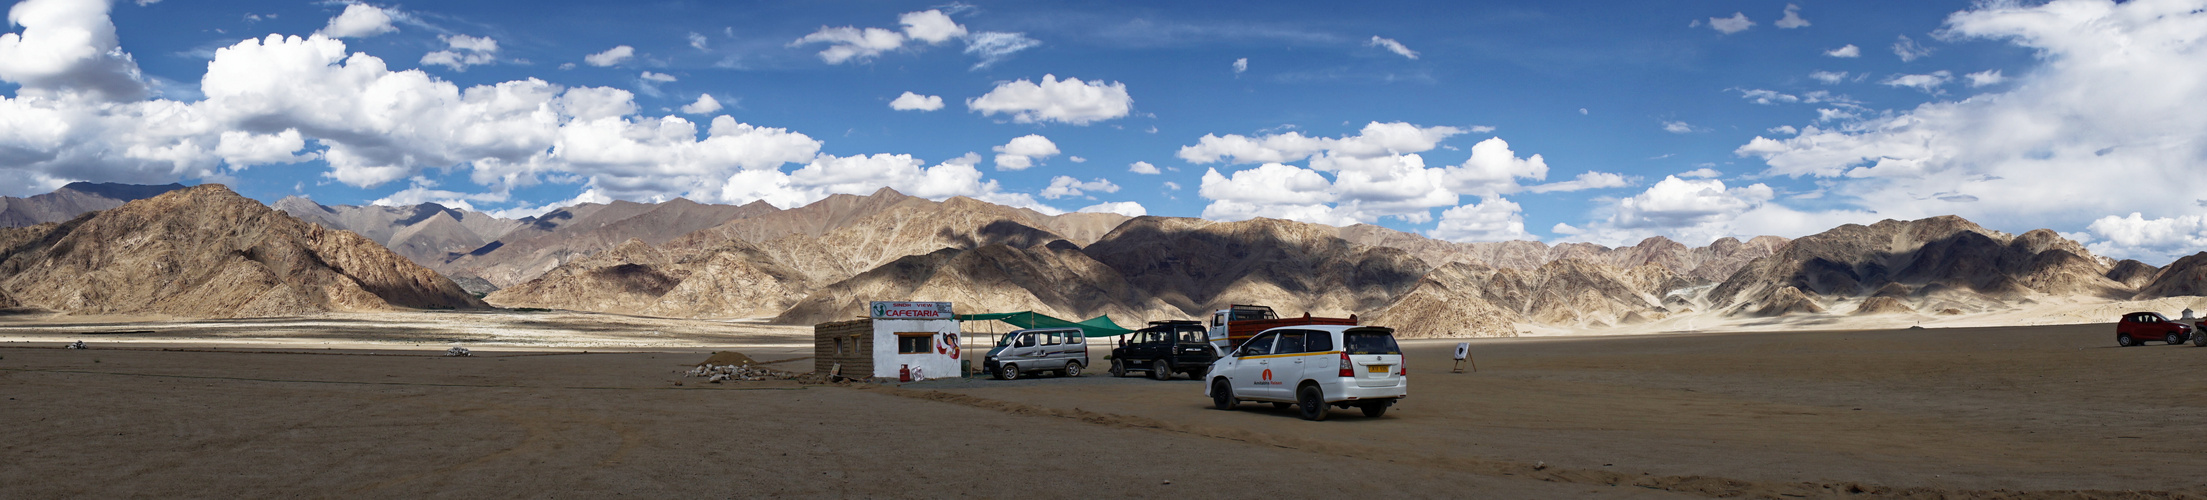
[872,316,962,381]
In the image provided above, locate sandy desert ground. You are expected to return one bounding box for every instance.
[2,311,2204,498]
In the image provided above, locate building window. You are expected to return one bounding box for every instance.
[896,333,933,354]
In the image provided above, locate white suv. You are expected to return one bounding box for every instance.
[1203,325,1406,420]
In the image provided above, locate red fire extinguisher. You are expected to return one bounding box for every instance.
[899,364,912,382]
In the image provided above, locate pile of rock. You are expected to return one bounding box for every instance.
[685,362,797,383]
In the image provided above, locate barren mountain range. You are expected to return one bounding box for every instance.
[275,197,521,265]
[3,183,2203,337]
[486,190,1805,337]
[0,185,480,317]
[0,182,187,227]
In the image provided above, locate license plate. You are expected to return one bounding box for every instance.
[1367,365,1390,374]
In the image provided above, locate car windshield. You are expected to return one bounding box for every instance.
[1343,330,1401,355]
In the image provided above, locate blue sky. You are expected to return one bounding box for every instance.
[4,0,2206,262]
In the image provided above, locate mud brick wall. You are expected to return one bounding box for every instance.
[814,319,873,377]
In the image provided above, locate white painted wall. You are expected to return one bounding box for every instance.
[872,318,963,380]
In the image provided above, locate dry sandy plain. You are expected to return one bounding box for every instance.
[2,310,2203,498]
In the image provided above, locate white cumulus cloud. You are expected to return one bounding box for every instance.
[1199,163,1353,225]
[790,9,1042,68]
[0,8,1067,218]
[680,94,722,115]
[991,134,1058,170]
[791,26,906,64]
[0,0,147,102]
[216,129,315,167]
[1039,176,1119,199]
[889,91,944,111]
[317,3,397,38]
[898,9,967,43]
[2085,213,2207,263]
[1127,161,1160,175]
[1881,71,1951,93]
[1526,171,1629,193]
[1707,12,1754,34]
[1178,121,1465,166]
[1077,201,1146,217]
[1609,176,1773,229]
[585,45,634,67]
[1564,176,1872,246]
[721,153,1057,214]
[1183,123,1585,227]
[421,34,499,72]
[1775,4,1810,29]
[792,9,979,65]
[1429,198,1534,242]
[1735,0,2207,243]
[967,74,1131,125]
[0,32,830,203]
[1966,69,2006,87]
[1825,44,1860,58]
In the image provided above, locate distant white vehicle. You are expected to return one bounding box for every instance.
[1203,325,1407,420]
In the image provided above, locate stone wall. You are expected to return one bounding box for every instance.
[814,319,873,378]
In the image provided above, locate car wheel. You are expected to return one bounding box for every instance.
[1063,361,1082,378]
[1109,360,1126,377]
[997,363,1020,380]
[1210,379,1238,410]
[2117,334,2134,347]
[2196,334,2207,347]
[2168,333,2183,345]
[1149,359,1172,381]
[1296,385,1328,421]
[1360,401,1389,418]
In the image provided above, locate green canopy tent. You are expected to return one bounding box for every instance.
[955,311,1137,337]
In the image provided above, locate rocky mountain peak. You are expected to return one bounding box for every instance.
[0,184,482,317]
[1709,215,2123,316]
[2,182,190,228]
[273,195,328,213]
[2138,252,2207,299]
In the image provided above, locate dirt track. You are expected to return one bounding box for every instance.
[2,319,2203,498]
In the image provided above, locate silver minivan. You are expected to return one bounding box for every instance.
[983,327,1090,380]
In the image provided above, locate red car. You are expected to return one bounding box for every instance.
[2115,312,2192,346]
